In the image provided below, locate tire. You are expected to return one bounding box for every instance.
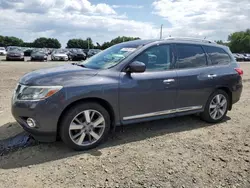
[201,89,229,123]
[60,102,111,150]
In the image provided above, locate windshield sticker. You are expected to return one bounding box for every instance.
[120,48,136,52]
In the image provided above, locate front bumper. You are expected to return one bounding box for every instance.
[11,91,66,142]
[53,56,68,61]
[72,56,86,60]
[7,56,24,60]
[31,56,47,61]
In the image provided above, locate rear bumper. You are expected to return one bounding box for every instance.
[232,82,243,105]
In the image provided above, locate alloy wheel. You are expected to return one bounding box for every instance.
[69,109,105,146]
[209,94,228,120]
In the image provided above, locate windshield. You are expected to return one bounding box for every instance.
[0,47,5,50]
[55,49,66,53]
[80,43,139,69]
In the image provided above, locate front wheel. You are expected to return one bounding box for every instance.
[201,90,229,123]
[60,102,110,150]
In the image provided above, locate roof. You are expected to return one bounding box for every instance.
[118,38,227,50]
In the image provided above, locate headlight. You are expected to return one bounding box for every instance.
[17,86,63,101]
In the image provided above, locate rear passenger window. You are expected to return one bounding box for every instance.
[176,44,207,69]
[203,46,231,65]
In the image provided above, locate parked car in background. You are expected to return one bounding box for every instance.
[82,49,89,55]
[11,38,243,150]
[236,54,245,61]
[31,50,48,61]
[51,49,69,61]
[6,48,24,61]
[87,49,102,58]
[69,49,87,61]
[0,47,7,55]
[243,54,250,61]
[24,48,33,56]
[7,46,19,52]
[233,53,240,61]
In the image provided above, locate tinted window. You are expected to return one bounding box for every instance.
[176,44,207,69]
[134,45,173,71]
[203,46,231,65]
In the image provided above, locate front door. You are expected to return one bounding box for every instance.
[119,44,177,123]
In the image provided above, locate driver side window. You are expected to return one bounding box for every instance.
[134,44,173,71]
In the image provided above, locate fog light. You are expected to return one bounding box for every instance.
[27,118,37,128]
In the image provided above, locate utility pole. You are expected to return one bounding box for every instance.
[160,24,163,39]
[87,38,90,49]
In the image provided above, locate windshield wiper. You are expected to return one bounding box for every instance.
[71,63,86,68]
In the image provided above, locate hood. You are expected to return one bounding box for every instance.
[8,51,22,55]
[19,64,99,86]
[0,49,6,52]
[32,52,46,56]
[53,53,67,57]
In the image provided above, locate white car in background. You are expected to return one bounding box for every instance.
[51,49,69,61]
[0,47,7,55]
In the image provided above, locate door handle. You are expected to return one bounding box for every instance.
[163,79,175,84]
[208,74,217,78]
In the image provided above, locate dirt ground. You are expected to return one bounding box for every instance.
[0,61,249,188]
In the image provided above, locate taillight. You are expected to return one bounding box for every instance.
[235,68,243,76]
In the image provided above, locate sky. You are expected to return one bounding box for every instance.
[0,0,250,47]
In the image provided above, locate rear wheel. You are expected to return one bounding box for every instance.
[60,102,110,150]
[201,90,229,123]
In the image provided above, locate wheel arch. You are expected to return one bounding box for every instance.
[215,86,232,110]
[57,97,116,136]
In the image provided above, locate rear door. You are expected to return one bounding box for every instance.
[202,45,238,90]
[174,43,215,111]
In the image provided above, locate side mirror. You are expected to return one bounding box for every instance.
[126,61,146,73]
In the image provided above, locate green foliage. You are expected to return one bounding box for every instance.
[228,29,250,53]
[67,38,94,49]
[100,36,140,49]
[215,40,229,47]
[0,35,24,47]
[33,37,61,48]
[0,35,61,48]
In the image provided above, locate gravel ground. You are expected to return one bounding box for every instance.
[0,60,249,188]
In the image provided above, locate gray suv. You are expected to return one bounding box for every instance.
[12,38,243,150]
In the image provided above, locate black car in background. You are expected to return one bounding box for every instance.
[87,49,102,57]
[6,48,24,61]
[24,49,33,56]
[68,49,87,61]
[82,49,89,55]
[31,50,48,61]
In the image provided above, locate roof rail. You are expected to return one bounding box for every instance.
[164,37,215,44]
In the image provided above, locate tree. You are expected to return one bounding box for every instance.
[67,38,94,49]
[215,40,229,47]
[0,35,24,47]
[101,36,140,49]
[228,29,250,53]
[33,37,61,48]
